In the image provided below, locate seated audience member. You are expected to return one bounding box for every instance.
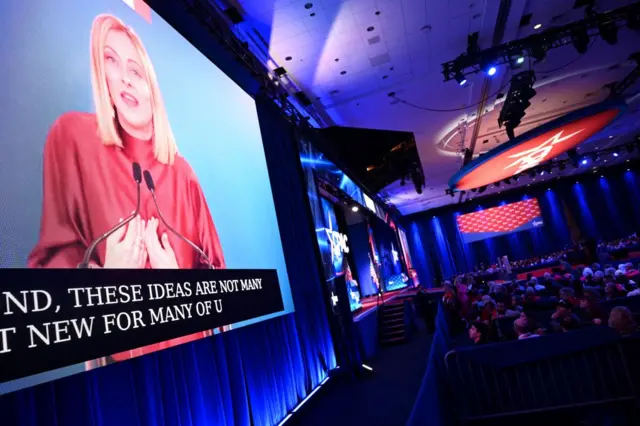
[626,262,638,278]
[509,296,524,316]
[468,321,492,345]
[530,277,546,292]
[608,306,638,336]
[605,282,625,300]
[479,297,497,323]
[593,270,605,286]
[514,317,540,340]
[559,287,577,306]
[605,267,616,278]
[519,311,545,336]
[525,286,539,302]
[627,280,640,297]
[579,290,604,325]
[495,298,518,319]
[615,270,629,286]
[551,300,582,332]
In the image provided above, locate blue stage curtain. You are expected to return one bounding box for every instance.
[0,96,336,426]
[431,216,459,279]
[404,169,637,279]
[623,170,640,227]
[408,221,435,288]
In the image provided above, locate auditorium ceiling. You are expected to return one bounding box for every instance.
[226,0,640,215]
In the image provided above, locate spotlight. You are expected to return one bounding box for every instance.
[591,153,599,162]
[581,158,588,165]
[504,178,512,185]
[528,168,537,178]
[351,205,359,212]
[509,53,526,68]
[480,57,498,77]
[513,174,521,182]
[534,23,543,30]
[455,71,467,86]
[613,149,620,157]
[494,182,501,188]
[471,188,478,193]
[598,19,618,45]
[478,185,488,194]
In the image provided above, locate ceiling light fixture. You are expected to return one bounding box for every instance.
[534,23,543,30]
[455,70,467,86]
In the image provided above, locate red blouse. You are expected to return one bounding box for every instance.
[28,112,225,269]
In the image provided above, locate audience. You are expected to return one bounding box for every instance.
[608,306,637,336]
[514,317,540,340]
[439,251,640,345]
[468,321,492,345]
[579,290,604,325]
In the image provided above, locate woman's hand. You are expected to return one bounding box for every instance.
[104,215,147,268]
[144,217,179,269]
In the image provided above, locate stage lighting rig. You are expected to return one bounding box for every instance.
[440,2,640,82]
[409,163,425,195]
[498,71,537,140]
[598,16,619,45]
[571,25,590,54]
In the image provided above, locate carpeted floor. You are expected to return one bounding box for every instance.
[287,322,433,426]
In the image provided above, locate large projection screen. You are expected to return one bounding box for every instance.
[0,0,293,394]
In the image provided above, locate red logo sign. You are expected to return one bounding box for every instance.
[452,108,621,191]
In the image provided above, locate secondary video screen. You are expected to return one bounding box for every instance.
[457,198,544,244]
[0,0,293,394]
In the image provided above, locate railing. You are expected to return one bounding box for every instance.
[406,302,453,426]
[407,296,640,426]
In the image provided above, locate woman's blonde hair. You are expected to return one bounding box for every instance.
[90,14,177,165]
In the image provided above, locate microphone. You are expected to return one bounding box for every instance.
[142,170,214,269]
[78,162,143,268]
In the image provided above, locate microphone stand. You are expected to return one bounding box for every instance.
[143,170,214,269]
[78,163,142,268]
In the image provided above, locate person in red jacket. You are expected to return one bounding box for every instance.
[28,13,228,368]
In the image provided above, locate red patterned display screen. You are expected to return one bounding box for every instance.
[457,198,543,243]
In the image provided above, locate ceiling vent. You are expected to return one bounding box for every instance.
[369,53,391,67]
[367,35,381,45]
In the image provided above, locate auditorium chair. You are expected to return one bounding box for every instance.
[444,327,636,423]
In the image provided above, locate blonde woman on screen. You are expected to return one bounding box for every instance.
[28,14,228,365]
